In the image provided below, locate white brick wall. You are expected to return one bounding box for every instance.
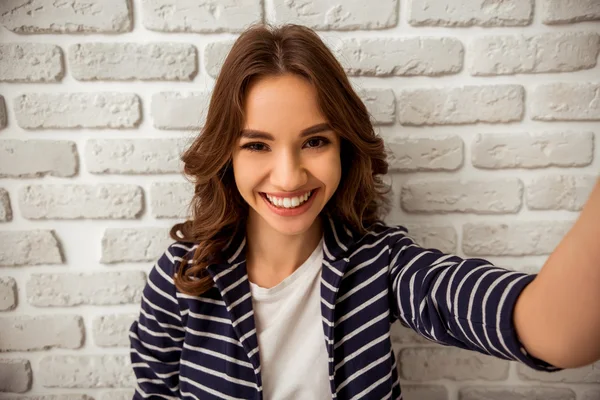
[0,0,598,398]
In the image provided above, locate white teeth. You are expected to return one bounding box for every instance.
[266,190,313,209]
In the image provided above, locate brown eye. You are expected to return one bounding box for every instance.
[304,137,330,149]
[241,142,269,152]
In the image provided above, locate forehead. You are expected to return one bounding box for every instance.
[243,74,328,134]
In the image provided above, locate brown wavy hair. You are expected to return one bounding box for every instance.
[171,23,391,296]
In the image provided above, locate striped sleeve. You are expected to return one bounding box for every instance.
[129,244,186,399]
[387,226,562,372]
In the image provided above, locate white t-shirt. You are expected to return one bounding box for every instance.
[249,237,331,400]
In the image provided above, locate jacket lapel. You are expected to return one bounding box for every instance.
[206,231,262,379]
[320,214,356,389]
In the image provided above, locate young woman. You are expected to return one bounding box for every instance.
[129,23,600,399]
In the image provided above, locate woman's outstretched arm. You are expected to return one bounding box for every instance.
[514,177,600,369]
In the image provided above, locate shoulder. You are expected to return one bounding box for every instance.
[153,241,198,281]
[354,221,411,246]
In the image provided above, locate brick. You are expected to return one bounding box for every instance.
[531,83,600,121]
[0,140,78,178]
[151,92,210,130]
[390,323,431,346]
[86,138,187,174]
[0,0,132,33]
[387,136,463,172]
[339,37,463,76]
[101,228,172,263]
[142,0,262,33]
[583,389,600,400]
[459,387,575,400]
[26,271,146,306]
[409,0,533,26]
[357,88,395,125]
[14,93,141,129]
[0,188,12,222]
[541,0,600,24]
[150,182,194,219]
[398,85,524,126]
[271,0,398,30]
[402,385,448,400]
[69,43,198,81]
[517,361,600,383]
[39,355,134,388]
[3,396,93,400]
[469,33,600,76]
[0,277,17,311]
[19,184,143,220]
[472,131,594,169]
[0,230,63,266]
[0,315,83,351]
[92,313,137,347]
[99,391,135,400]
[0,43,63,82]
[399,348,509,381]
[403,224,457,254]
[204,39,235,78]
[0,95,6,129]
[0,359,31,392]
[527,175,597,211]
[401,179,523,214]
[463,221,575,256]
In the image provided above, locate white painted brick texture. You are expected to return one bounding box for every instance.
[0,140,78,178]
[271,0,398,30]
[397,85,524,125]
[19,184,143,219]
[401,179,523,214]
[39,355,134,388]
[0,0,132,33]
[0,276,17,310]
[0,95,6,129]
[0,43,64,82]
[68,43,198,81]
[0,359,32,392]
[387,136,463,172]
[472,131,594,169]
[0,230,63,266]
[408,0,533,27]
[541,0,600,24]
[0,315,84,351]
[14,93,142,129]
[339,37,463,76]
[26,271,146,306]
[531,83,600,121]
[469,33,600,76]
[399,348,509,381]
[0,0,599,397]
[142,0,262,33]
[0,188,12,221]
[92,314,138,347]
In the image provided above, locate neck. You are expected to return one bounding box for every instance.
[245,213,323,288]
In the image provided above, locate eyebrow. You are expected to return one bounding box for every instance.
[239,123,333,140]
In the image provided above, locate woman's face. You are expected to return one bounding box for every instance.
[232,73,342,237]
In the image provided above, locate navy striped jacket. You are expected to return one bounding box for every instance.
[129,216,561,399]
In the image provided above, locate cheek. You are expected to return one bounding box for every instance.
[315,150,342,189]
[231,155,249,192]
[232,154,265,193]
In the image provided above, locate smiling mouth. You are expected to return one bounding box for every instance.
[260,189,317,209]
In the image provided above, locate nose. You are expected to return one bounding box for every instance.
[270,149,308,192]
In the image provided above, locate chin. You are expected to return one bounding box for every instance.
[267,217,318,237]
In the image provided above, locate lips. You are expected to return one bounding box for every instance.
[259,188,319,217]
